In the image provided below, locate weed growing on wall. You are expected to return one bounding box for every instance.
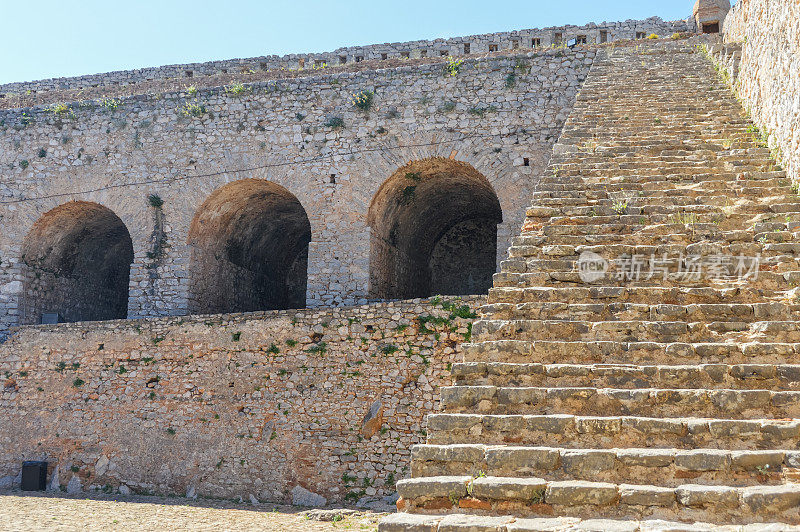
[325,116,345,129]
[179,100,207,118]
[505,73,517,88]
[225,82,251,97]
[444,57,464,76]
[351,90,374,112]
[100,97,122,111]
[49,103,75,119]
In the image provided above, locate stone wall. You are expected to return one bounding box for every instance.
[0,17,688,96]
[0,296,482,504]
[723,0,800,184]
[0,47,595,338]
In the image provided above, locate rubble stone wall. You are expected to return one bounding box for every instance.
[0,296,482,504]
[723,0,800,184]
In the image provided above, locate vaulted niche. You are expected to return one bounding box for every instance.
[188,179,311,314]
[368,158,502,299]
[21,201,134,324]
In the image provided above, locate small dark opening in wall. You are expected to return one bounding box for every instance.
[512,40,519,49]
[440,50,449,56]
[381,53,388,60]
[532,38,541,47]
[523,158,530,167]
[185,70,193,78]
[221,69,228,74]
[330,174,336,184]
[298,59,305,68]
[464,43,471,54]
[489,44,498,52]
[356,56,364,62]
[314,59,324,67]
[636,32,646,39]
[260,62,268,70]
[576,35,587,45]
[401,51,410,58]
[339,56,347,64]
[420,50,428,58]
[600,30,608,43]
[702,22,720,34]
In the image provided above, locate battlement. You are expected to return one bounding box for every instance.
[0,16,690,105]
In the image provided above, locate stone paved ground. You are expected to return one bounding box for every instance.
[0,491,386,531]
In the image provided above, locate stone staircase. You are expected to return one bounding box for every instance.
[380,39,800,531]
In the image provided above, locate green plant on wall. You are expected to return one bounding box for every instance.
[444,57,464,76]
[351,90,374,111]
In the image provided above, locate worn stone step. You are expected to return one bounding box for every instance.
[440,385,800,419]
[472,319,800,344]
[451,362,800,391]
[462,340,800,365]
[481,302,800,324]
[491,270,795,291]
[395,476,800,523]
[426,413,800,450]
[379,512,800,532]
[486,286,769,305]
[411,444,796,487]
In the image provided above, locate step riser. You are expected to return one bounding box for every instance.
[440,386,800,419]
[472,320,800,344]
[462,341,800,365]
[452,363,800,391]
[426,415,800,450]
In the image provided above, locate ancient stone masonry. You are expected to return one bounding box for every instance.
[0,17,689,98]
[718,0,800,188]
[381,36,800,530]
[0,296,482,503]
[0,48,596,339]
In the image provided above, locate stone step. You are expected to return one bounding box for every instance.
[426,413,800,450]
[411,444,795,487]
[481,302,800,324]
[440,385,800,419]
[395,476,800,523]
[491,270,795,291]
[379,512,800,532]
[472,319,800,344]
[462,340,800,366]
[486,286,770,305]
[451,362,800,391]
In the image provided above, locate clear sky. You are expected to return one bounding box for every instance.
[0,0,698,84]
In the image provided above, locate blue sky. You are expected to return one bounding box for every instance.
[0,1,696,84]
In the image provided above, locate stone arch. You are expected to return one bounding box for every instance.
[20,201,134,325]
[367,158,502,299]
[187,178,312,314]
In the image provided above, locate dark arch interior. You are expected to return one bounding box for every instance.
[188,179,312,314]
[368,158,502,299]
[21,202,134,325]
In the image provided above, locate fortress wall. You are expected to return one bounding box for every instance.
[0,48,595,338]
[724,0,800,183]
[0,17,688,96]
[0,296,482,503]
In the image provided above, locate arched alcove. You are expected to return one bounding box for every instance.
[187,179,312,314]
[20,201,134,325]
[367,158,502,299]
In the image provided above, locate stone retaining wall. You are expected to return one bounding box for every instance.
[0,296,483,504]
[723,0,800,184]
